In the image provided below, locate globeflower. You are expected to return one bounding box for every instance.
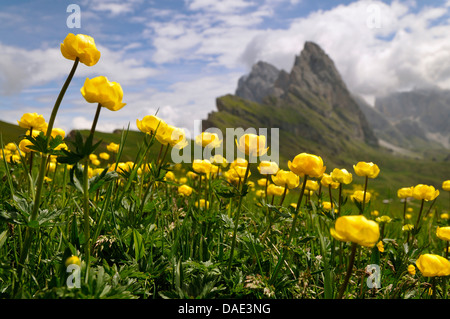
[178,184,193,197]
[443,180,450,192]
[353,161,380,179]
[195,132,222,148]
[436,226,450,241]
[267,184,286,197]
[65,255,81,267]
[288,153,326,178]
[192,159,212,174]
[408,264,416,276]
[412,184,440,201]
[80,76,126,111]
[330,215,380,247]
[258,161,279,175]
[351,190,371,203]
[416,254,450,277]
[106,142,120,153]
[236,133,268,157]
[331,168,353,184]
[60,33,101,66]
[17,112,47,131]
[397,187,413,199]
[320,173,340,189]
[195,199,209,209]
[137,115,166,135]
[271,169,299,189]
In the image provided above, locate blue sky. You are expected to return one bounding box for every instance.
[1,0,450,136]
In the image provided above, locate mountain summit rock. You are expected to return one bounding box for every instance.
[203,41,378,165]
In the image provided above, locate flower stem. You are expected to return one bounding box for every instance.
[361,176,368,214]
[337,242,358,299]
[16,58,79,283]
[227,161,251,272]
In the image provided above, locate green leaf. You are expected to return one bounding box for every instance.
[132,229,145,261]
[0,230,8,249]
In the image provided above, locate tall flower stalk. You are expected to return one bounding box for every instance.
[17,57,80,281]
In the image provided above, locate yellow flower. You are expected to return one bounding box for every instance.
[436,226,450,241]
[330,215,380,247]
[187,171,199,180]
[80,76,126,111]
[320,173,340,189]
[331,168,353,184]
[267,183,287,197]
[195,199,209,209]
[412,184,440,201]
[416,254,450,277]
[443,180,450,192]
[376,241,384,252]
[397,187,413,199]
[155,124,187,149]
[137,115,166,135]
[236,134,268,157]
[288,153,326,178]
[350,190,371,203]
[210,154,228,167]
[192,159,212,174]
[258,160,279,175]
[106,142,120,153]
[18,139,34,154]
[322,201,332,212]
[375,215,392,224]
[408,264,416,276]
[371,210,379,217]
[99,152,110,160]
[178,184,193,196]
[164,171,175,181]
[60,33,100,66]
[402,224,414,231]
[17,112,47,131]
[271,170,299,189]
[305,180,319,192]
[65,255,81,267]
[230,158,248,168]
[441,213,450,220]
[195,132,222,148]
[257,178,268,186]
[353,161,380,179]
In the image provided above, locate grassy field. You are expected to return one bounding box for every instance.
[1,116,450,300]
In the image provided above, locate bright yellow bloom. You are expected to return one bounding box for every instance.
[305,180,319,192]
[18,139,34,154]
[376,241,384,252]
[230,158,248,168]
[195,132,222,148]
[416,254,450,277]
[436,226,450,241]
[187,171,199,180]
[258,161,279,175]
[267,183,287,197]
[137,115,166,135]
[195,199,209,209]
[375,215,392,224]
[192,159,212,174]
[288,153,326,178]
[17,112,47,131]
[412,184,440,201]
[178,184,193,196]
[47,127,66,138]
[164,171,176,181]
[236,134,268,157]
[155,124,188,149]
[371,210,379,217]
[257,178,268,186]
[65,255,82,267]
[441,213,450,220]
[271,170,299,189]
[353,161,380,179]
[60,33,100,66]
[397,187,413,199]
[322,201,332,212]
[106,142,120,153]
[408,264,416,276]
[81,76,126,111]
[402,224,414,231]
[331,168,352,184]
[443,180,450,192]
[320,173,339,189]
[350,190,371,203]
[99,152,110,160]
[210,154,228,167]
[330,215,380,247]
